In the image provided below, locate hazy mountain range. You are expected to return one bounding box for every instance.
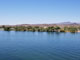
[0,22,80,27]
[57,22,80,25]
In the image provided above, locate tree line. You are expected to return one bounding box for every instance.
[0,25,80,33]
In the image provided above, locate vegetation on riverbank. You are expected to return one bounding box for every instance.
[0,25,80,33]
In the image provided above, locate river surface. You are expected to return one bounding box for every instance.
[0,31,80,60]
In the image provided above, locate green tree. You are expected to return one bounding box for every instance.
[15,26,26,31]
[4,27,11,31]
[46,26,55,32]
[54,26,61,32]
[68,27,78,33]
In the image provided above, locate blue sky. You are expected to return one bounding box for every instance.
[0,0,80,25]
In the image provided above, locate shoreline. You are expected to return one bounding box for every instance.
[0,30,80,33]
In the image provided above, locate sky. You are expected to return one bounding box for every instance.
[0,0,80,25]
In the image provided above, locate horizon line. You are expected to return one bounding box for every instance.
[0,21,80,25]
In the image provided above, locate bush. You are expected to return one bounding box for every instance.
[60,29,65,32]
[68,27,78,33]
[4,27,11,31]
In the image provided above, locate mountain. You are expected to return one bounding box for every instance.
[0,22,80,28]
[58,22,80,25]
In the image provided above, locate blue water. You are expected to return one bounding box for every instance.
[0,31,80,60]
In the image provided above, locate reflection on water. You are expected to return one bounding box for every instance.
[0,31,80,60]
